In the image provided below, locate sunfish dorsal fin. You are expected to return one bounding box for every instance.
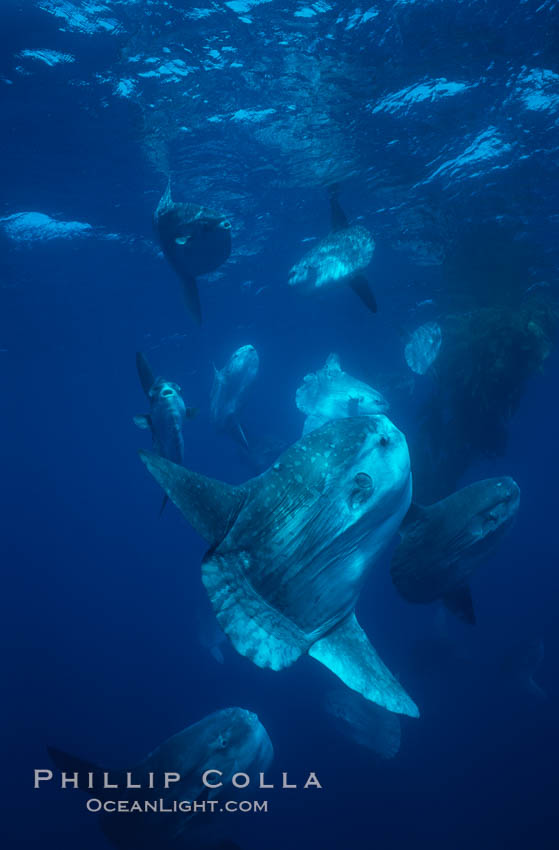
[325,352,341,372]
[328,190,348,231]
[308,612,420,718]
[156,179,173,217]
[400,501,428,530]
[136,351,156,396]
[139,451,244,544]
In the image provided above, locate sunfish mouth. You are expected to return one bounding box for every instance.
[161,388,175,398]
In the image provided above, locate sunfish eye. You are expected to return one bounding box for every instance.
[217,735,229,749]
[175,235,188,246]
[221,219,231,230]
[354,472,373,490]
[349,472,374,510]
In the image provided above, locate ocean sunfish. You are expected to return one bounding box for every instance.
[140,415,418,717]
[296,353,389,435]
[134,352,196,514]
[288,188,377,314]
[404,322,442,375]
[210,344,259,448]
[325,688,401,759]
[48,708,272,849]
[154,183,231,324]
[391,477,520,624]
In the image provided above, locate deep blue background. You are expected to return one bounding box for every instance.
[2,2,559,848]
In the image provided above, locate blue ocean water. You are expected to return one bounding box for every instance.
[2,1,559,848]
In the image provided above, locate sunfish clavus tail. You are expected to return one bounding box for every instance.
[140,416,419,718]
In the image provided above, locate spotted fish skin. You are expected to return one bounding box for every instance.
[202,416,410,659]
[140,415,419,717]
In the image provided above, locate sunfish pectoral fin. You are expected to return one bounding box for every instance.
[139,450,245,544]
[350,274,378,314]
[133,414,151,430]
[443,584,475,625]
[308,612,420,718]
[181,273,203,325]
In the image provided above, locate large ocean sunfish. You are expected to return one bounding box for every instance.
[141,416,419,717]
[154,183,231,324]
[47,708,272,849]
[288,188,378,313]
[391,477,520,624]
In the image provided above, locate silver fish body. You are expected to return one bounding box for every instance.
[288,225,375,294]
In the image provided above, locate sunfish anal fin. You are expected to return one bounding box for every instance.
[350,274,378,314]
[139,451,244,544]
[181,273,203,325]
[443,584,475,625]
[308,612,419,718]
